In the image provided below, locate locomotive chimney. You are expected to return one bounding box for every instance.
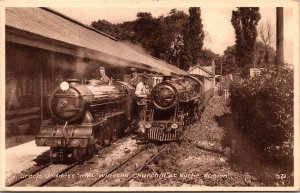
[66,79,80,86]
[87,79,100,86]
[178,76,185,83]
[163,75,172,82]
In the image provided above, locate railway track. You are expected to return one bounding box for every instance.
[89,144,168,187]
[44,142,159,187]
[7,138,167,187]
[7,142,110,187]
[119,144,167,187]
[7,163,51,187]
[8,162,79,187]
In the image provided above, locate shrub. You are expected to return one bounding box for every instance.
[229,65,293,163]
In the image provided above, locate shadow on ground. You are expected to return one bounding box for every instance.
[33,150,51,165]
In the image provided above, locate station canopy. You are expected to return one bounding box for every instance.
[5,7,187,75]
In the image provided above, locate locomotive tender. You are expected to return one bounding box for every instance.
[35,79,135,162]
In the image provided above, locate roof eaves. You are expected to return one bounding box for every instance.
[6,26,155,71]
[189,64,214,76]
[188,64,200,72]
[202,68,214,76]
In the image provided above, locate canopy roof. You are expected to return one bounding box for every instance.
[6,7,187,75]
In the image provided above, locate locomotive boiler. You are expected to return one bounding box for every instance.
[35,79,135,162]
[140,75,204,142]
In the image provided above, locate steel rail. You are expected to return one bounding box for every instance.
[88,144,151,187]
[8,142,110,187]
[37,162,79,187]
[118,145,168,186]
[38,145,111,187]
[7,163,51,187]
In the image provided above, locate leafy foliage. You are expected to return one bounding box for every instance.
[254,41,276,67]
[187,8,205,65]
[162,9,189,69]
[91,8,205,71]
[133,12,166,58]
[217,41,276,76]
[229,65,293,164]
[198,48,219,66]
[231,7,261,77]
[91,19,135,40]
[220,45,238,75]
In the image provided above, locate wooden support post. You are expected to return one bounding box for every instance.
[40,64,44,122]
[276,7,284,67]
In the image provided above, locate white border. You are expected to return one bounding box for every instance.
[0,0,299,191]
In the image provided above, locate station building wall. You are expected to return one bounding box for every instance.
[5,41,125,136]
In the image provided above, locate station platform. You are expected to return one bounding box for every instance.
[5,134,36,149]
[5,140,49,182]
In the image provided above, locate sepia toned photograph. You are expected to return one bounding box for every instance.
[1,0,299,191]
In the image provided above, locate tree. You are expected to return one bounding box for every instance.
[219,45,238,75]
[163,9,189,69]
[91,19,135,41]
[198,48,219,66]
[254,41,276,67]
[133,10,190,64]
[189,7,205,64]
[133,12,162,55]
[91,19,117,36]
[258,19,274,64]
[90,8,204,71]
[231,7,261,77]
[117,21,136,40]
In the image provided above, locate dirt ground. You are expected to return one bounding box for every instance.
[130,94,293,187]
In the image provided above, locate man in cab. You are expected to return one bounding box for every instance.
[98,66,110,85]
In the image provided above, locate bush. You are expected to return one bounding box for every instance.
[229,65,293,163]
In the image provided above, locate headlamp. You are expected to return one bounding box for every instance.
[144,122,152,129]
[171,123,178,129]
[60,81,70,91]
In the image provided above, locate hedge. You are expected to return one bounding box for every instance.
[229,65,293,163]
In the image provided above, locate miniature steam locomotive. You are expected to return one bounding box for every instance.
[35,79,135,162]
[35,73,207,162]
[140,75,204,142]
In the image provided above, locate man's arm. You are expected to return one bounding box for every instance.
[135,82,142,96]
[135,82,148,98]
[104,75,110,84]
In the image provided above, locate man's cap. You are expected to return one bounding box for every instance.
[99,66,105,70]
[129,67,137,72]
